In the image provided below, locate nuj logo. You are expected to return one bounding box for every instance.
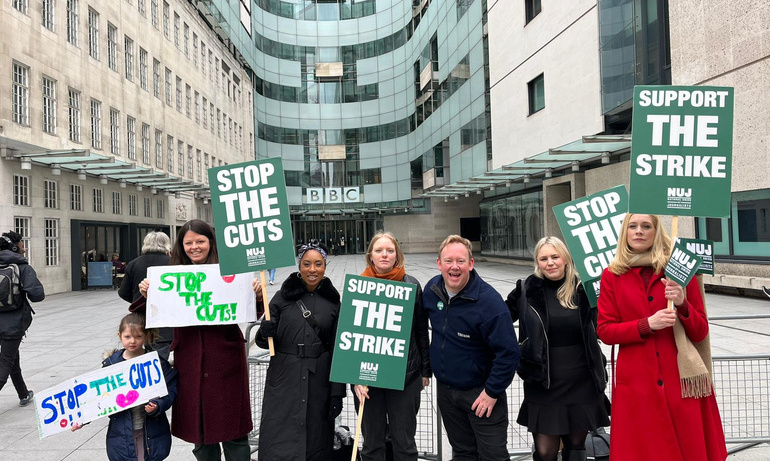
[667,188,692,198]
[246,247,265,257]
[361,362,379,372]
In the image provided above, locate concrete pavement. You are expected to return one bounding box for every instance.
[0,253,768,459]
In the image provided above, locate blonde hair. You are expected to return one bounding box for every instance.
[365,231,405,269]
[609,213,671,275]
[438,235,473,260]
[533,237,579,310]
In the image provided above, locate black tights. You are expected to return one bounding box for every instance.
[532,430,587,461]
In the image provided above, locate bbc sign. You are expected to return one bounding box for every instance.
[306,187,361,204]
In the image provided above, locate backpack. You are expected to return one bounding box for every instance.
[0,263,23,312]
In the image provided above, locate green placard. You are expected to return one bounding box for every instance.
[629,85,733,217]
[553,185,629,306]
[208,158,296,275]
[330,275,416,390]
[665,241,703,287]
[676,238,714,276]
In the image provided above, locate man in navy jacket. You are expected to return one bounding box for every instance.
[423,235,519,461]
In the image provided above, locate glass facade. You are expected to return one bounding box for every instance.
[480,189,544,259]
[697,189,770,258]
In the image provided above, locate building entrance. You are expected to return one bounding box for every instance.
[293,218,382,255]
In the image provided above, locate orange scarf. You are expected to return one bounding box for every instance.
[361,264,406,281]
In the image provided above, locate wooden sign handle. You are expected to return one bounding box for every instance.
[260,270,275,356]
[668,216,679,313]
[352,387,366,461]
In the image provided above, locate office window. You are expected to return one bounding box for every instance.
[216,109,221,137]
[110,108,120,155]
[128,194,138,216]
[12,218,31,260]
[183,23,189,57]
[175,77,182,112]
[157,200,165,219]
[125,36,134,81]
[139,48,148,90]
[209,103,215,134]
[112,191,122,214]
[43,0,56,32]
[153,59,161,98]
[194,91,200,123]
[201,42,206,74]
[127,116,136,160]
[87,8,98,58]
[138,0,145,16]
[44,219,59,266]
[177,141,184,176]
[153,129,162,168]
[528,73,545,114]
[91,99,102,149]
[151,0,158,28]
[196,149,202,181]
[12,62,29,125]
[202,97,208,128]
[70,184,83,211]
[42,76,57,134]
[167,135,174,171]
[162,1,170,38]
[193,33,198,67]
[108,23,118,71]
[173,13,180,48]
[67,0,79,46]
[142,123,150,164]
[44,180,58,209]
[185,84,191,117]
[525,0,542,24]
[68,88,81,142]
[144,197,152,217]
[187,145,193,178]
[165,68,172,105]
[13,0,28,14]
[13,175,30,207]
[93,188,104,213]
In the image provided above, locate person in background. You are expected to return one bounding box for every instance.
[353,232,431,461]
[0,231,44,407]
[119,232,172,360]
[112,253,126,273]
[423,235,519,461]
[256,243,345,461]
[597,214,726,461]
[506,237,609,461]
[268,268,276,285]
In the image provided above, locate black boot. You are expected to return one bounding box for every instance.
[564,449,587,461]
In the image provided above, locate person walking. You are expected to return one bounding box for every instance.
[506,237,609,461]
[255,243,346,461]
[0,231,44,407]
[423,235,519,461]
[352,232,431,461]
[597,214,727,461]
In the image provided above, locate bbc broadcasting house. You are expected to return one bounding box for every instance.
[2,0,769,295]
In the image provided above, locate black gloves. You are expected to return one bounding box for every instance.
[328,396,343,420]
[258,319,278,339]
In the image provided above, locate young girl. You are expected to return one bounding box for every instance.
[73,313,177,461]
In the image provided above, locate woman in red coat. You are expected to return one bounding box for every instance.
[140,219,253,460]
[597,214,726,461]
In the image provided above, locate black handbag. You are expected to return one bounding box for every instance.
[585,427,610,461]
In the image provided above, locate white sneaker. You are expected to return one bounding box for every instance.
[269,281,274,285]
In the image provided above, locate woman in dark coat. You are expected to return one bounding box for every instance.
[353,231,431,461]
[139,220,253,461]
[256,243,346,461]
[506,236,609,461]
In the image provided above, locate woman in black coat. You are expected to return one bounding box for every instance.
[506,237,609,461]
[256,243,346,461]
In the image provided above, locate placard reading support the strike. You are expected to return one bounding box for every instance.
[330,275,416,390]
[676,238,714,276]
[553,185,629,306]
[629,85,734,217]
[145,264,257,328]
[36,352,167,438]
[209,158,296,275]
[665,241,703,287]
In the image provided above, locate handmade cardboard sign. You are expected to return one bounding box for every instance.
[676,238,714,275]
[553,185,629,306]
[209,158,296,275]
[629,85,734,217]
[36,352,167,438]
[665,241,703,287]
[145,264,257,328]
[330,275,416,390]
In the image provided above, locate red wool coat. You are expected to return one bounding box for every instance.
[597,267,727,461]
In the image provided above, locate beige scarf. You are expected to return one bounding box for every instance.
[629,253,713,398]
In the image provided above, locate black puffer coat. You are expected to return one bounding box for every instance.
[256,273,346,461]
[506,275,607,393]
[402,274,432,385]
[0,250,44,339]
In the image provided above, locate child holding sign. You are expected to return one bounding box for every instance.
[73,313,177,461]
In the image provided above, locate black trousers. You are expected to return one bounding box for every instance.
[437,383,510,461]
[0,337,29,399]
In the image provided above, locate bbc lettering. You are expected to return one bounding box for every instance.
[306,187,361,204]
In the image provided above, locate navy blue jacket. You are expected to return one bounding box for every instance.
[423,269,519,398]
[102,349,178,461]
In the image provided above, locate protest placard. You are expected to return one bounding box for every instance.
[676,238,714,275]
[145,264,257,328]
[629,86,734,217]
[665,240,703,287]
[330,275,416,390]
[553,185,629,306]
[36,352,167,438]
[208,158,296,275]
